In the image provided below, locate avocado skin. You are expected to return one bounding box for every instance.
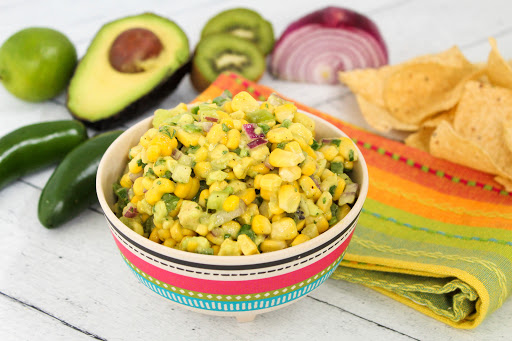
[68,59,191,130]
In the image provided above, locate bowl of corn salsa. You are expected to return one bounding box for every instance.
[97,91,368,321]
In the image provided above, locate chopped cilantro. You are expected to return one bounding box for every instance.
[155,158,166,167]
[162,193,180,212]
[113,182,129,215]
[233,148,241,155]
[328,185,337,196]
[191,106,200,115]
[159,125,175,138]
[277,142,287,149]
[310,139,321,150]
[331,139,341,147]
[323,197,327,204]
[146,168,156,177]
[331,162,344,175]
[187,145,200,152]
[282,119,292,128]
[192,180,208,202]
[224,234,231,239]
[222,150,228,155]
[238,224,256,242]
[136,159,145,167]
[144,217,155,235]
[349,149,355,161]
[222,123,229,132]
[162,170,173,179]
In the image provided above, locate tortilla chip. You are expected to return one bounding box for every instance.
[430,121,500,174]
[495,176,512,192]
[339,66,394,108]
[404,127,435,153]
[355,95,419,133]
[486,37,512,89]
[383,64,480,125]
[408,46,473,69]
[452,81,512,179]
[503,120,512,153]
[421,106,457,128]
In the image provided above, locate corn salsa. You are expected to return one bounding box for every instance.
[113,91,359,256]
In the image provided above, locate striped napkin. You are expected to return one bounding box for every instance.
[195,72,512,329]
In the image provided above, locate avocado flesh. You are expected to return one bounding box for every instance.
[67,13,189,129]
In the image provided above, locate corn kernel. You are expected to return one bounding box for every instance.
[169,199,183,217]
[279,166,301,182]
[223,195,240,212]
[130,195,144,204]
[300,156,316,176]
[319,145,339,161]
[149,228,160,243]
[231,91,259,113]
[142,177,154,190]
[251,215,272,234]
[222,220,241,236]
[158,228,171,242]
[239,188,256,205]
[153,178,175,194]
[271,217,298,240]
[338,137,358,161]
[260,239,287,253]
[174,182,190,199]
[145,188,163,205]
[299,175,321,199]
[291,234,311,246]
[292,112,315,132]
[198,189,210,207]
[206,124,227,144]
[332,177,346,201]
[182,228,197,237]
[176,130,201,147]
[278,184,301,213]
[254,174,264,189]
[237,234,260,255]
[170,221,184,242]
[251,163,270,174]
[226,129,241,150]
[128,157,143,174]
[316,215,330,234]
[260,189,273,201]
[194,161,212,179]
[120,173,133,188]
[163,238,177,248]
[268,148,304,167]
[274,103,296,123]
[260,174,282,192]
[267,127,293,143]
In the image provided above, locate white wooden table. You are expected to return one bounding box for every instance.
[1,1,511,340]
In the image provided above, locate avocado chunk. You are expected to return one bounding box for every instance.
[67,13,190,130]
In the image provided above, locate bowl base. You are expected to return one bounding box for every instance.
[236,313,257,323]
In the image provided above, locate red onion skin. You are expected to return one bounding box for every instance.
[274,7,388,62]
[205,117,218,122]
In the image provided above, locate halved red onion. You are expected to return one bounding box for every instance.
[270,7,388,84]
[247,137,268,149]
[243,123,264,140]
[205,116,218,122]
[124,206,138,218]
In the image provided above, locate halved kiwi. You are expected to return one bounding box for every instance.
[190,34,265,92]
[201,8,274,55]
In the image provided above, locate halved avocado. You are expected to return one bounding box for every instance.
[67,13,190,130]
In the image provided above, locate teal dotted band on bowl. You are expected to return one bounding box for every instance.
[122,251,345,310]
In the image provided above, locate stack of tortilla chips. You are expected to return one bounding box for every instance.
[339,38,512,191]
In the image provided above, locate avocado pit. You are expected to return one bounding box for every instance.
[109,28,163,73]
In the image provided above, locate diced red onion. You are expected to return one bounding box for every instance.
[124,206,138,218]
[243,123,264,140]
[201,122,213,132]
[270,7,388,84]
[205,117,218,122]
[321,138,333,144]
[172,149,183,160]
[338,183,358,205]
[129,171,143,182]
[310,175,320,188]
[247,137,268,149]
[264,158,274,170]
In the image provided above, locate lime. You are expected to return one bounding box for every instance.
[0,27,77,102]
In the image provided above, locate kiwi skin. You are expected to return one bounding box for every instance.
[190,34,265,92]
